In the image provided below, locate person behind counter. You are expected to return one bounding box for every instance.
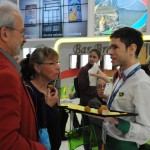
[77,49,110,107]
[88,78,108,150]
[77,49,101,131]
[20,47,61,150]
[0,1,46,150]
[103,27,150,150]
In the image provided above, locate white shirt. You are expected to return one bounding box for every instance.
[104,62,150,145]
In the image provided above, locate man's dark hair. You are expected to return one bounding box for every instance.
[110,27,143,57]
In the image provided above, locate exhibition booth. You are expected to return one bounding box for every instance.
[16,0,150,96]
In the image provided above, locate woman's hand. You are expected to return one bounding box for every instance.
[45,87,59,107]
[89,68,111,83]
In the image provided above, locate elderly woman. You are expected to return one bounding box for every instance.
[20,47,61,150]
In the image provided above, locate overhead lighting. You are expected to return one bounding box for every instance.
[54,36,110,51]
[54,35,150,51]
[143,35,150,42]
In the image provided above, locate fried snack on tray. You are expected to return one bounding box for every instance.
[59,104,128,116]
[84,106,91,112]
[98,105,109,114]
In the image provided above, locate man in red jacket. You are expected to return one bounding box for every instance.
[0,1,46,150]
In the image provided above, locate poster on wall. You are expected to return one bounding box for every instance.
[19,0,88,38]
[94,0,148,36]
[69,5,82,22]
[68,0,82,22]
[25,4,37,26]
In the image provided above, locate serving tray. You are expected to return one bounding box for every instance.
[58,104,138,117]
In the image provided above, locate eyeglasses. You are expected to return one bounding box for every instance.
[39,62,60,66]
[97,85,106,89]
[5,26,25,37]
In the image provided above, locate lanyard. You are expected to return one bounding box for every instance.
[107,65,141,108]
